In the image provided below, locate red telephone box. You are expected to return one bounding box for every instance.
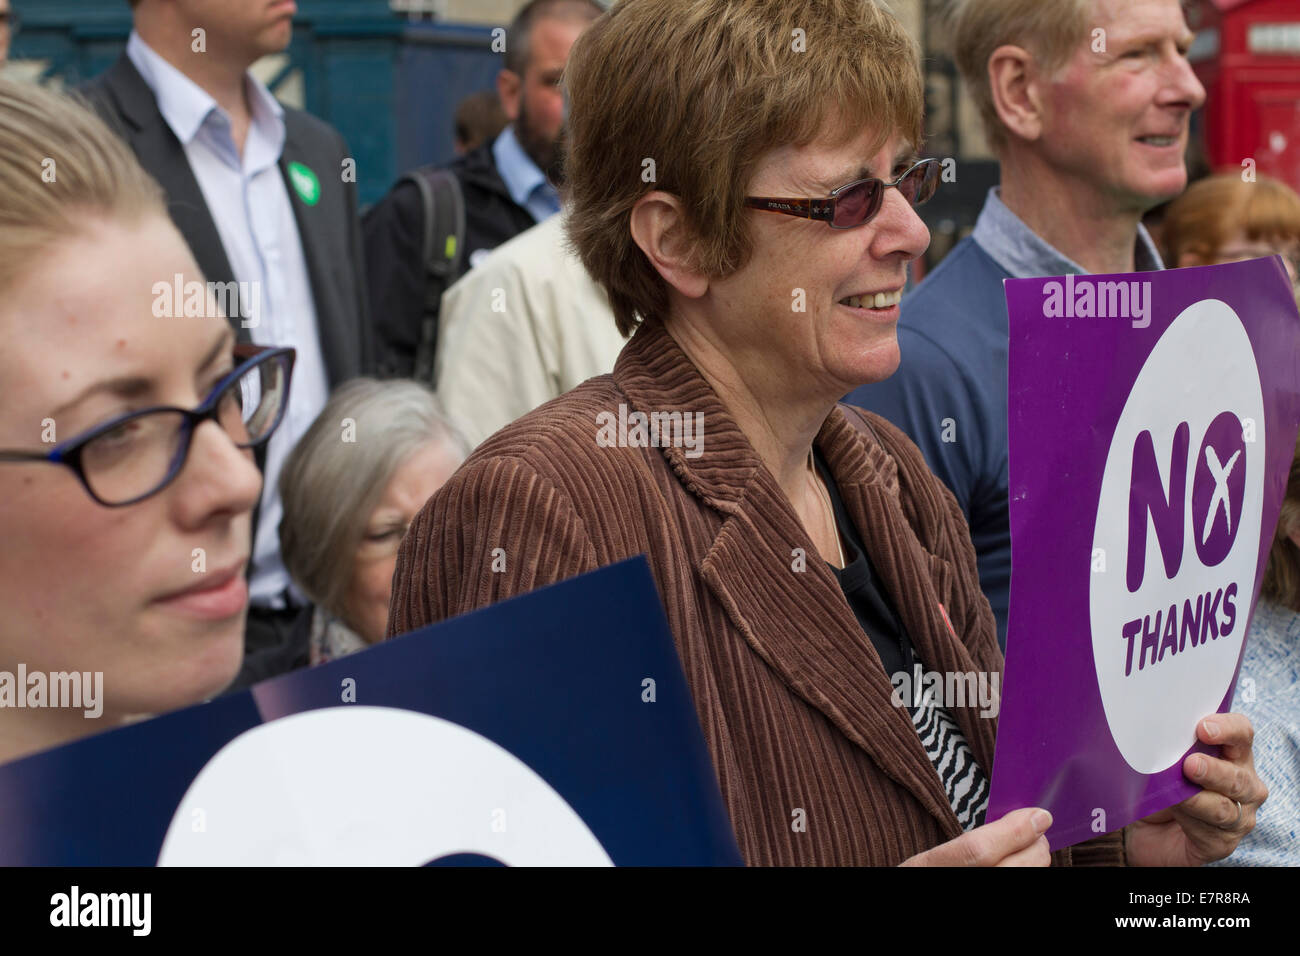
[1188,0,1300,191]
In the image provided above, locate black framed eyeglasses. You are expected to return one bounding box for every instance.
[744,158,942,230]
[0,345,295,507]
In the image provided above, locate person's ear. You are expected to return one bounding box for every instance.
[988,45,1045,143]
[629,192,710,301]
[497,68,522,123]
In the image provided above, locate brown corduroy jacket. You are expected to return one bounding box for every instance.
[389,320,1125,867]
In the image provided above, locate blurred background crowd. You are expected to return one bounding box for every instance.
[5,1,1300,261]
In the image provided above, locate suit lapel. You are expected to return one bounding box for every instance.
[279,124,348,387]
[98,56,250,344]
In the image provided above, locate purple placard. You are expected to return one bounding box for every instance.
[989,258,1300,852]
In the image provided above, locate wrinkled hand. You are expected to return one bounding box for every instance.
[901,807,1053,866]
[1125,714,1268,867]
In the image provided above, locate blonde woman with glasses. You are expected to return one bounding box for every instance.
[0,78,293,765]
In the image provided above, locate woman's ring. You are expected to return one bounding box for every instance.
[1220,799,1243,831]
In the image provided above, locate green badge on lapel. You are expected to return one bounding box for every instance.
[288,161,321,206]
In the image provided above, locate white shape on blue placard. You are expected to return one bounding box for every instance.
[1090,299,1263,774]
[157,706,614,866]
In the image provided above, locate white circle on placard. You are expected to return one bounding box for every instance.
[1090,299,1263,774]
[157,706,613,866]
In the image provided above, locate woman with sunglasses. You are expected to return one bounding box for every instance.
[388,0,1124,866]
[0,78,292,765]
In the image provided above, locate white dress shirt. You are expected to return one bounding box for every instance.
[128,31,330,608]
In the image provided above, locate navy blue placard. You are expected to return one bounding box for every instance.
[0,556,742,866]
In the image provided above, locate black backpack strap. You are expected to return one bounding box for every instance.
[398,165,466,383]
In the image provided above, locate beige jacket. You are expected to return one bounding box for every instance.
[434,214,628,448]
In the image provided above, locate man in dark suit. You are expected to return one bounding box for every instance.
[84,0,375,688]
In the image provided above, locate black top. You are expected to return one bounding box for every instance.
[814,448,916,680]
[815,448,992,832]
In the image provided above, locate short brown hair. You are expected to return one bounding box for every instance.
[950,0,1093,153]
[563,0,924,336]
[1162,172,1300,266]
[454,90,508,153]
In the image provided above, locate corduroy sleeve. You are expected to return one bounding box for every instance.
[1053,830,1127,867]
[386,454,601,638]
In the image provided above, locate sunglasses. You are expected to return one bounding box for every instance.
[744,158,941,230]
